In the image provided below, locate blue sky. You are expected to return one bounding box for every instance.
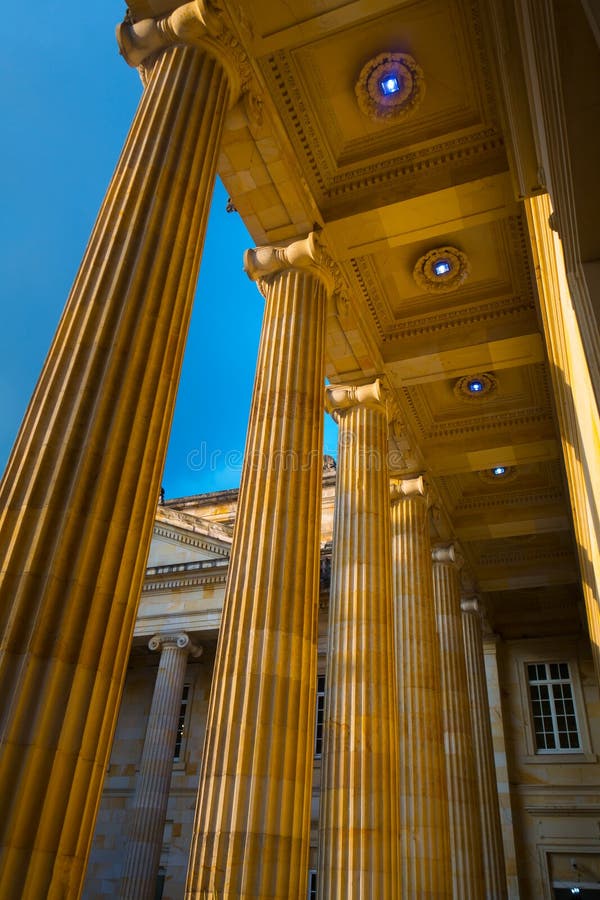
[1,5,337,499]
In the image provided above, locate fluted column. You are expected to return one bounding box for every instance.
[318,380,399,900]
[0,7,244,896]
[120,633,202,900]
[461,598,507,899]
[432,545,484,898]
[185,233,331,899]
[389,476,451,898]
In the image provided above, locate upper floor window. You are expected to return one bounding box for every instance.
[308,869,317,900]
[173,683,190,761]
[315,675,325,758]
[527,662,581,753]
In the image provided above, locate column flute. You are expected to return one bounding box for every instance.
[0,4,247,896]
[432,544,485,899]
[390,476,451,898]
[318,379,399,900]
[185,233,332,899]
[120,633,203,900]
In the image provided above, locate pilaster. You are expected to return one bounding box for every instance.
[0,22,236,898]
[318,379,399,900]
[119,633,202,900]
[185,233,330,898]
[431,544,485,899]
[389,476,451,898]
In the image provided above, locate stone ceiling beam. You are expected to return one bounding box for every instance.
[323,173,518,259]
[384,333,545,384]
[428,439,559,476]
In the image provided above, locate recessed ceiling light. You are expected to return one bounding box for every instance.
[492,466,506,477]
[379,74,401,96]
[467,378,484,393]
[433,259,451,276]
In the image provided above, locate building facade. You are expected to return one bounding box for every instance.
[82,477,600,899]
[0,0,599,898]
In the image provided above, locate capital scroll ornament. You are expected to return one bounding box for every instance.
[148,632,203,657]
[432,542,464,569]
[244,231,335,297]
[389,474,427,504]
[117,0,252,104]
[325,379,387,420]
[460,596,482,616]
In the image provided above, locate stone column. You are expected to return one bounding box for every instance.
[317,380,399,900]
[461,598,507,899]
[389,476,451,898]
[185,233,332,899]
[120,633,202,900]
[0,6,245,897]
[432,544,484,899]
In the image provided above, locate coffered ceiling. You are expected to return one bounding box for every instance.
[128,0,584,638]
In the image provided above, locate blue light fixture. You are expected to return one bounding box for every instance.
[433,258,451,276]
[467,378,484,394]
[492,466,506,477]
[379,74,401,96]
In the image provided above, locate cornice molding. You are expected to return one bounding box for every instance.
[152,523,230,557]
[455,486,564,513]
[477,546,573,567]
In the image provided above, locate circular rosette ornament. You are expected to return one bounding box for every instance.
[355,52,425,122]
[454,372,497,401]
[413,246,471,293]
[478,466,518,485]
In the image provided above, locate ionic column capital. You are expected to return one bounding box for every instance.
[148,632,203,658]
[389,474,427,505]
[325,378,387,420]
[116,1,251,102]
[460,596,482,616]
[244,231,335,296]
[432,542,464,569]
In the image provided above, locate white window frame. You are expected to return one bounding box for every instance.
[314,674,325,759]
[515,643,596,763]
[173,682,191,766]
[526,661,582,754]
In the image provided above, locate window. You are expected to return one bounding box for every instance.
[308,869,317,900]
[315,675,325,758]
[173,683,190,761]
[154,865,166,900]
[527,662,581,752]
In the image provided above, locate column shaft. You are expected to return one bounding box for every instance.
[318,381,399,899]
[0,46,230,899]
[390,479,451,898]
[120,634,199,899]
[432,546,484,899]
[461,601,507,898]
[186,236,328,899]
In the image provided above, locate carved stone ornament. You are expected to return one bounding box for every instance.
[325,378,387,419]
[389,474,427,504]
[148,632,203,657]
[453,372,497,401]
[116,0,252,103]
[244,231,335,297]
[412,246,471,293]
[355,52,425,122]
